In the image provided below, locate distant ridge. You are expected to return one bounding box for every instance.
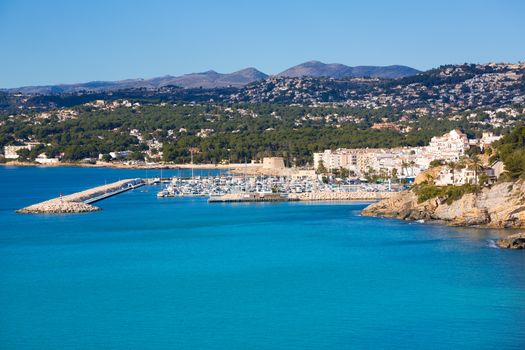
[5,61,420,93]
[277,60,420,79]
[7,68,269,94]
[170,68,268,89]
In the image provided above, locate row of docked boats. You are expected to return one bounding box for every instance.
[156,175,395,199]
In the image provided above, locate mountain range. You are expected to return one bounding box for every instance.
[5,61,420,94]
[277,61,420,79]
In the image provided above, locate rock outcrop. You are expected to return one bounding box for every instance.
[496,233,525,249]
[362,181,525,229]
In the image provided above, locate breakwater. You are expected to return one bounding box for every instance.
[208,193,297,203]
[288,191,394,201]
[17,179,144,214]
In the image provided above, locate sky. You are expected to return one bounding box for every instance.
[0,0,524,88]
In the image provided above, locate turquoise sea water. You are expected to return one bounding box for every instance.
[1,166,524,349]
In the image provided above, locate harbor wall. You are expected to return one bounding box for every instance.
[289,191,394,201]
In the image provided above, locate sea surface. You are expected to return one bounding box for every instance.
[1,166,524,349]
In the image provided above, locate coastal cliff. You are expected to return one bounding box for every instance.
[362,181,525,229]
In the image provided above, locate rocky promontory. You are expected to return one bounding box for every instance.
[362,181,525,229]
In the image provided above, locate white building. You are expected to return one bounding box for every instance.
[427,129,469,162]
[434,167,473,186]
[109,151,132,159]
[35,153,59,164]
[3,143,40,159]
[479,132,503,151]
[313,149,361,172]
[312,130,479,179]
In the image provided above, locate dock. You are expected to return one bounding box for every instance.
[208,193,298,203]
[17,178,144,214]
[287,191,394,201]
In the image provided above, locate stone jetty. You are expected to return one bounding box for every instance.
[209,193,295,203]
[288,191,394,201]
[17,179,143,214]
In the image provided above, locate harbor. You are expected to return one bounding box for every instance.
[157,174,395,203]
[17,173,397,214]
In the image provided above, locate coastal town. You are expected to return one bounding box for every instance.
[1,62,523,172]
[12,126,515,219]
[4,3,525,350]
[3,128,504,186]
[2,62,524,233]
[313,129,504,185]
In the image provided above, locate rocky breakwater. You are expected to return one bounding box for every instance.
[289,191,394,201]
[17,199,100,214]
[362,180,525,229]
[17,179,140,214]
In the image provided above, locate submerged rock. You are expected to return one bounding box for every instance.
[496,233,525,249]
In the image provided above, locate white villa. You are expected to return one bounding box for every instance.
[35,153,59,164]
[427,129,469,162]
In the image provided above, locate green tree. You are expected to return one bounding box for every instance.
[493,126,525,180]
[316,160,328,174]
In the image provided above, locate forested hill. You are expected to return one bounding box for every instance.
[233,63,525,113]
[3,63,524,116]
[0,63,523,165]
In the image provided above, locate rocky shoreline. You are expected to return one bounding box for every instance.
[495,233,525,249]
[362,180,525,230]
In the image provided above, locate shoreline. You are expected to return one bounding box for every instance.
[361,181,525,230]
[0,161,241,170]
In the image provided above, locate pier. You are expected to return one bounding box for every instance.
[17,178,144,214]
[208,193,298,203]
[287,191,394,201]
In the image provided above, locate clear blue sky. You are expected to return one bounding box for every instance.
[1,0,524,88]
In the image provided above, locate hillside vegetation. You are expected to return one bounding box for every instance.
[493,126,525,180]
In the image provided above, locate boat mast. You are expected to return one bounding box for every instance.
[191,149,194,180]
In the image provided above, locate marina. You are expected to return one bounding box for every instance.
[156,174,398,199]
[17,173,398,214]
